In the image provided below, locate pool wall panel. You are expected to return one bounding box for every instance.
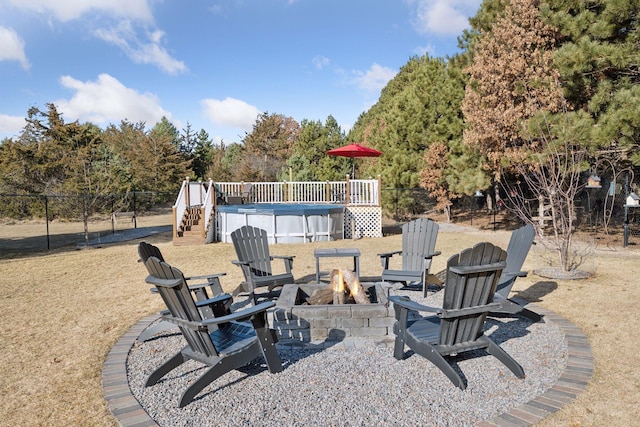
[216,204,344,243]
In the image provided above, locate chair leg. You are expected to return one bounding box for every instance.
[179,359,235,408]
[392,307,409,360]
[252,318,283,373]
[485,338,525,379]
[393,334,406,360]
[421,348,466,390]
[146,350,188,387]
[178,346,262,407]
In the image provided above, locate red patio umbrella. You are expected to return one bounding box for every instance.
[326,143,383,177]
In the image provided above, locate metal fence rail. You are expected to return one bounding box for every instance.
[1,187,636,256]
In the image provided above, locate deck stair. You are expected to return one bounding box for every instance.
[174,206,206,245]
[171,177,382,245]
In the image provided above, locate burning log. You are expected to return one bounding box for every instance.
[332,269,346,305]
[340,269,370,304]
[305,269,370,305]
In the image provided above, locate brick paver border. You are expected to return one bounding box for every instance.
[103,301,593,426]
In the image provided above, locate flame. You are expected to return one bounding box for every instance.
[335,270,345,293]
[351,276,360,296]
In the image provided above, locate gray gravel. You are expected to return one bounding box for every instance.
[127,286,567,427]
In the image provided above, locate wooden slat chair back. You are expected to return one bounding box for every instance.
[232,226,274,277]
[138,240,165,263]
[389,242,525,390]
[143,256,283,407]
[230,226,294,302]
[496,223,535,299]
[489,224,541,321]
[379,218,441,295]
[138,241,226,298]
[137,242,232,341]
[241,183,254,203]
[402,218,439,271]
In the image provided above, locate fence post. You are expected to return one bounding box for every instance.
[395,188,399,222]
[624,172,630,247]
[133,190,137,228]
[44,195,50,250]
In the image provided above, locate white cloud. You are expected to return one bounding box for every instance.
[354,63,397,92]
[411,0,480,36]
[6,0,184,74]
[0,26,30,70]
[6,0,154,23]
[0,113,25,137]
[201,97,261,131]
[312,55,330,70]
[94,22,187,75]
[55,73,171,126]
[413,43,436,57]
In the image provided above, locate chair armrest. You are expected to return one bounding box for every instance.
[201,301,276,326]
[505,270,528,278]
[195,293,233,317]
[146,276,183,288]
[388,295,442,314]
[185,272,226,281]
[449,261,506,275]
[231,259,250,266]
[186,273,226,296]
[187,281,220,291]
[194,293,232,309]
[378,250,402,268]
[423,251,441,259]
[272,255,295,272]
[378,250,401,258]
[440,302,501,318]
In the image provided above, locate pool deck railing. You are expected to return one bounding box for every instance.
[172,176,382,243]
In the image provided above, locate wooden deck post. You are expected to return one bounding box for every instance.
[172,207,178,239]
[184,176,190,206]
[325,181,330,203]
[345,174,351,206]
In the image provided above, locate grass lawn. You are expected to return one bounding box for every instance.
[1,215,639,426]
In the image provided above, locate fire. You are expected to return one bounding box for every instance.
[335,270,346,293]
[351,277,360,297]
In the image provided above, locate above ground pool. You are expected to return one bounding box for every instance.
[216,203,345,243]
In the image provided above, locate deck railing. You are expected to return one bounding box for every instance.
[214,177,380,206]
[173,176,381,238]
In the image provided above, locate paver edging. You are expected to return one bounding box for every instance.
[103,301,593,427]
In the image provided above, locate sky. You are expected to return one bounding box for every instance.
[0,0,482,144]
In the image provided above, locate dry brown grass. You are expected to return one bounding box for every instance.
[1,215,639,426]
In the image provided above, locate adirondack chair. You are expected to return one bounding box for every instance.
[137,242,233,341]
[230,226,295,302]
[138,241,228,301]
[389,242,525,390]
[379,218,441,296]
[143,256,283,407]
[241,183,254,203]
[490,224,541,321]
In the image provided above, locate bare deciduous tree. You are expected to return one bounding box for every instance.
[502,115,589,272]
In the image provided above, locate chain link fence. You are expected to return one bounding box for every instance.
[2,187,637,257]
[0,191,175,257]
[381,187,637,242]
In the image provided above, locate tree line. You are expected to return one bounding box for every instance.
[1,0,638,238]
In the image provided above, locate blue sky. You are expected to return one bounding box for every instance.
[0,0,481,144]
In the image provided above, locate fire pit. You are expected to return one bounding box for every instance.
[272,271,395,342]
